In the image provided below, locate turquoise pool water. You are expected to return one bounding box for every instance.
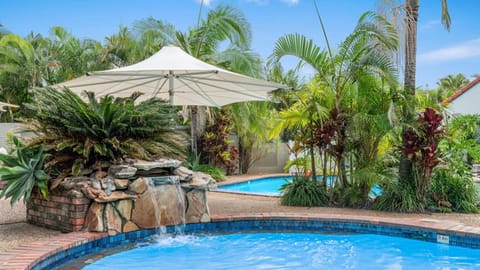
[219,176,293,195]
[83,232,480,269]
[219,176,381,197]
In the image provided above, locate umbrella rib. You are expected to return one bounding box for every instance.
[66,74,161,88]
[152,77,169,98]
[176,77,221,107]
[180,74,284,89]
[102,77,166,97]
[179,76,268,100]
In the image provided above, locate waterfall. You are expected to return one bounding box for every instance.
[145,176,186,236]
[173,183,186,234]
[146,179,166,235]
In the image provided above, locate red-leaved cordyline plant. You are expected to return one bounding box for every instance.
[312,108,349,188]
[201,109,239,175]
[401,107,443,203]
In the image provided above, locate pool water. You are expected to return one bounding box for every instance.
[219,176,293,195]
[219,176,381,197]
[83,232,480,270]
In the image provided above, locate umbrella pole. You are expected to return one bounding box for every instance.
[191,106,198,156]
[167,71,198,156]
[168,70,174,104]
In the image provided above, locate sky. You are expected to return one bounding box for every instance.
[1,0,479,89]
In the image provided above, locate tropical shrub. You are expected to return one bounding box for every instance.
[280,175,328,207]
[428,169,477,213]
[23,87,186,178]
[0,136,49,205]
[270,11,398,207]
[397,107,443,209]
[187,152,202,171]
[201,108,238,175]
[186,153,226,181]
[198,164,226,182]
[426,114,480,213]
[373,180,421,212]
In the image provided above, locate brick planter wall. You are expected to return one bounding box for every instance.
[27,188,91,232]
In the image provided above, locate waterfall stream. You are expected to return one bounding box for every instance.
[145,176,186,235]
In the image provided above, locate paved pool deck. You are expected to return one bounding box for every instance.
[1,174,480,269]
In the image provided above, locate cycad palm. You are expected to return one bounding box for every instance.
[24,87,186,177]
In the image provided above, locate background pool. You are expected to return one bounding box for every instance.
[83,232,480,270]
[219,176,292,195]
[219,176,381,197]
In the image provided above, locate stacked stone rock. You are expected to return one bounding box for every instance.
[27,158,216,235]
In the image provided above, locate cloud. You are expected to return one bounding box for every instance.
[194,0,213,6]
[419,38,480,62]
[280,0,299,6]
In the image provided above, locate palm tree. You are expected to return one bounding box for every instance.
[436,73,469,102]
[396,0,451,184]
[44,26,108,84]
[0,34,43,107]
[270,11,398,194]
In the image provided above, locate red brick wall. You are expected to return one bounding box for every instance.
[27,189,91,232]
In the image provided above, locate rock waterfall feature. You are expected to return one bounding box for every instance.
[27,159,216,235]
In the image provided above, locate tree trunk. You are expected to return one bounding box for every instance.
[310,145,317,180]
[322,150,328,188]
[191,106,208,156]
[238,141,251,174]
[399,1,419,184]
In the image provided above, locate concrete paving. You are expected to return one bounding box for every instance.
[0,199,60,252]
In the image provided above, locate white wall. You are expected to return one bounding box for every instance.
[449,82,480,115]
[248,142,289,174]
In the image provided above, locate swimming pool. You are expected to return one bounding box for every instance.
[218,176,293,195]
[218,175,381,197]
[81,232,480,269]
[36,218,480,269]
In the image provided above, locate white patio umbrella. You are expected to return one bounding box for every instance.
[55,46,286,106]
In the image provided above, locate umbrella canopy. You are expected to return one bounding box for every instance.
[55,46,286,106]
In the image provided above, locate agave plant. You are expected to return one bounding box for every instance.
[23,87,186,177]
[0,136,49,205]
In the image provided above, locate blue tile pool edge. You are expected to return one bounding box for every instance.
[32,217,480,270]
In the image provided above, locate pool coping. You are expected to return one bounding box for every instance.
[2,212,480,270]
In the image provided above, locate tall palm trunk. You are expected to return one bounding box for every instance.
[309,119,317,180]
[399,0,419,184]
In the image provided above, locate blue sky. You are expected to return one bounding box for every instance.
[1,0,479,89]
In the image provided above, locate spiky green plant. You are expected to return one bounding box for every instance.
[280,175,328,207]
[23,87,186,176]
[0,136,49,205]
[198,164,226,182]
[373,180,422,212]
